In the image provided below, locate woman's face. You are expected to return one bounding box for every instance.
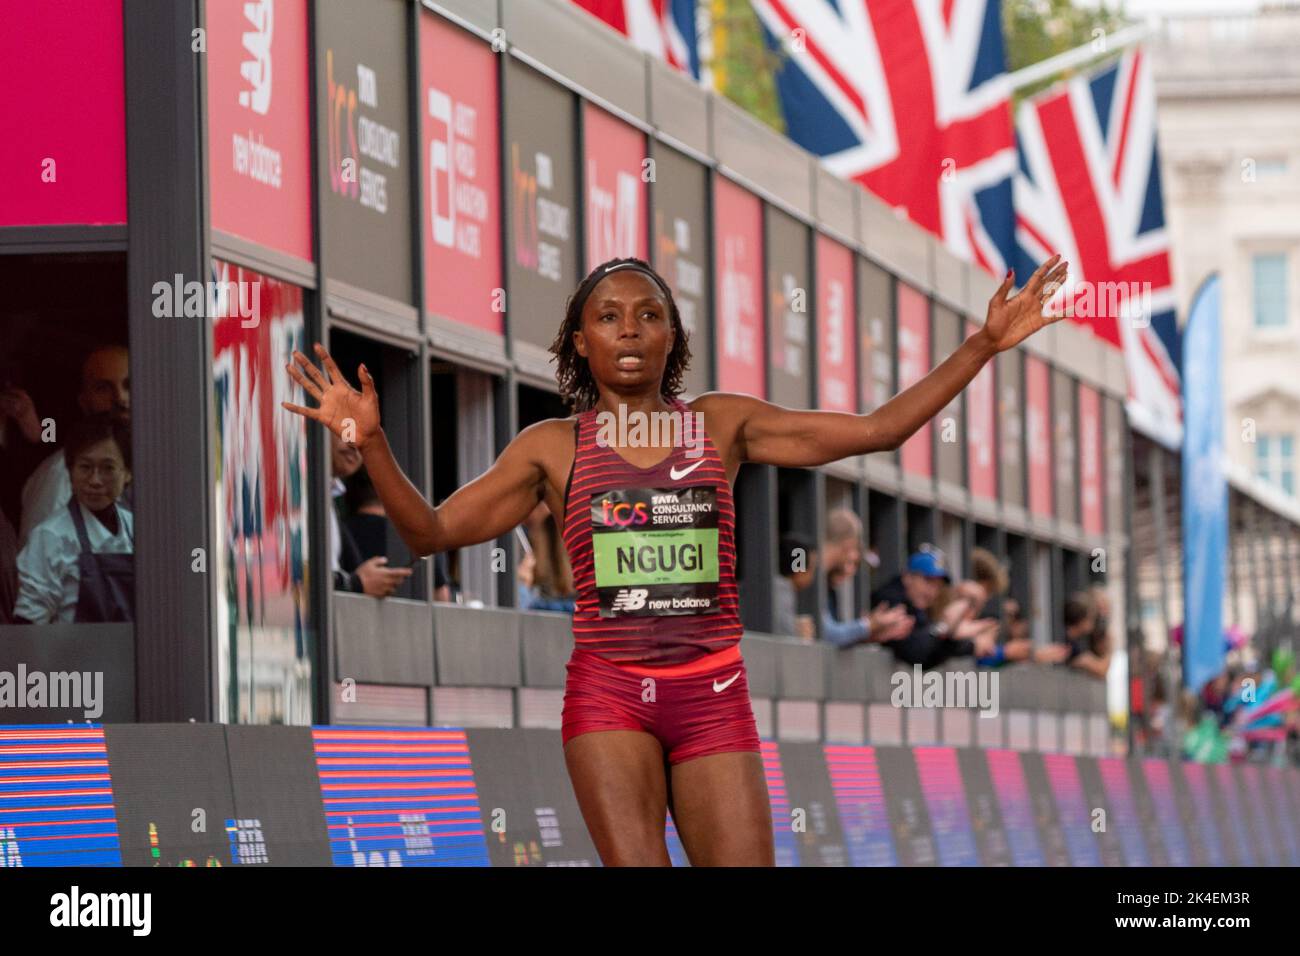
[573,271,674,395]
[70,437,129,511]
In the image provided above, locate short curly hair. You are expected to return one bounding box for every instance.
[548,257,691,413]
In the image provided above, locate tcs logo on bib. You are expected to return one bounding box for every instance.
[599,498,649,527]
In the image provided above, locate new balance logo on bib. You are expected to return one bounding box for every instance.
[610,588,649,611]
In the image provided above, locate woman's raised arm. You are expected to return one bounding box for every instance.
[284,343,548,557]
[728,254,1069,468]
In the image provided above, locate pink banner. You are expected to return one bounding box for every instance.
[1026,355,1054,517]
[966,321,997,500]
[422,15,503,335]
[816,235,856,413]
[0,1,126,226]
[208,0,313,261]
[897,284,931,478]
[1079,383,1104,535]
[713,177,765,398]
[584,103,648,269]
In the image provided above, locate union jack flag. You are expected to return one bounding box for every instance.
[1015,47,1182,448]
[569,0,702,78]
[750,0,1017,275]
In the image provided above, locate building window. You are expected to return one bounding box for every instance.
[1254,157,1288,178]
[3,254,133,630]
[1256,433,1295,495]
[1252,253,1288,328]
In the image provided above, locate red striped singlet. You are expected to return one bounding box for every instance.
[561,396,742,668]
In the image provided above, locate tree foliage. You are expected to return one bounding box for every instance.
[1004,0,1131,108]
[705,0,785,133]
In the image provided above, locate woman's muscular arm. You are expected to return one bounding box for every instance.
[284,343,553,557]
[356,423,552,557]
[708,255,1068,469]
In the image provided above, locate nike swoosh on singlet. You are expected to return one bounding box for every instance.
[670,459,705,481]
[713,671,741,693]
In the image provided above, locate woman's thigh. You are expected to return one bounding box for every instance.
[564,729,673,866]
[669,750,774,866]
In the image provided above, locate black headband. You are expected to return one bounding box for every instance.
[572,261,674,316]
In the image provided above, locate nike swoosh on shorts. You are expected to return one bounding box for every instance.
[713,671,741,693]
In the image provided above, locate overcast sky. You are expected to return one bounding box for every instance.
[1076,0,1271,14]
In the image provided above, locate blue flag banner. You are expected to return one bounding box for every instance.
[1181,273,1226,692]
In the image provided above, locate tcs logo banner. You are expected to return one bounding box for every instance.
[599,498,649,527]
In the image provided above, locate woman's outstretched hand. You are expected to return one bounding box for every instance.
[979,254,1070,354]
[282,343,381,450]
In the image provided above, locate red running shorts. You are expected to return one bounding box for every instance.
[560,643,762,765]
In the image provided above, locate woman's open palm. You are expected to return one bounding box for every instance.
[981,254,1070,354]
[283,343,381,448]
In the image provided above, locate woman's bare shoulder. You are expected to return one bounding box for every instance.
[684,391,758,414]
[684,391,762,433]
[513,415,579,461]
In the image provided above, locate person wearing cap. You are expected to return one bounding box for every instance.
[870,545,996,667]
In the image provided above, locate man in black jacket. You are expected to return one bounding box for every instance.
[870,547,995,668]
[330,431,412,597]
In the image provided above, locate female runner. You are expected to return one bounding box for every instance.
[284,252,1068,866]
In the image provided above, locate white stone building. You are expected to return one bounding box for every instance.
[1149,6,1300,498]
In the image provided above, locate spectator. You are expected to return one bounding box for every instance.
[13,416,134,624]
[1069,586,1113,679]
[775,531,817,640]
[20,345,132,546]
[1201,669,1233,727]
[1038,591,1109,678]
[345,465,450,601]
[935,576,1000,655]
[820,508,912,648]
[1082,583,1114,669]
[516,500,576,612]
[1146,659,1173,752]
[330,431,411,597]
[870,545,997,667]
[0,366,48,532]
[0,509,17,624]
[969,548,1007,624]
[990,593,1074,667]
[1003,597,1030,643]
[1090,584,1111,625]
[968,548,1035,665]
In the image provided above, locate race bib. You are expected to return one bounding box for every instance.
[589,486,721,617]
